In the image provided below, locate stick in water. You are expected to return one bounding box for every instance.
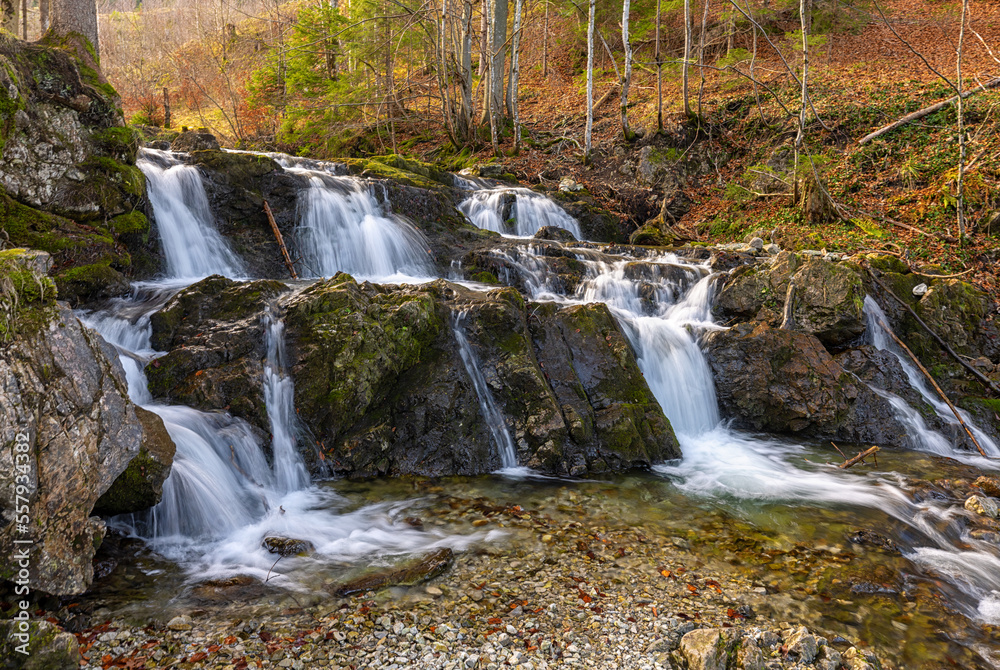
[839,445,880,469]
[875,316,989,457]
[264,200,299,280]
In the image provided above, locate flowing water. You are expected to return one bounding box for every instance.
[459,187,584,239]
[78,154,1000,666]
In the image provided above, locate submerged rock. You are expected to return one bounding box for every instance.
[262,536,315,556]
[333,547,454,596]
[965,495,999,519]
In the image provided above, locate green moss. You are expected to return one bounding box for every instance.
[108,210,148,235]
[90,125,142,163]
[470,271,499,284]
[340,156,444,190]
[54,259,128,304]
[0,249,58,342]
[629,224,673,246]
[93,447,166,516]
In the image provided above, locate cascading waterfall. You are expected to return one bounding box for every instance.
[263,310,310,493]
[864,296,1000,458]
[452,312,518,470]
[460,187,584,239]
[491,239,1000,627]
[292,173,434,281]
[137,149,246,280]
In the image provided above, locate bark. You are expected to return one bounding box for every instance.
[585,0,595,161]
[682,0,691,116]
[543,0,549,77]
[956,0,968,238]
[697,0,709,117]
[511,0,523,152]
[49,0,100,60]
[655,0,662,131]
[2,0,18,36]
[490,0,508,125]
[620,0,633,140]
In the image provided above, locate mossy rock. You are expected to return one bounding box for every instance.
[89,125,143,164]
[189,150,282,190]
[629,224,674,247]
[340,156,445,191]
[0,618,80,669]
[0,248,57,342]
[54,259,130,305]
[107,210,148,235]
[93,407,175,516]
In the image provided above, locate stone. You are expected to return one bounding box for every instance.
[171,129,221,152]
[965,495,999,519]
[974,476,1000,498]
[262,537,315,556]
[0,619,80,668]
[333,548,454,596]
[533,226,577,243]
[1,253,161,594]
[558,177,583,192]
[912,283,928,296]
[167,615,193,631]
[703,321,907,445]
[747,237,764,251]
[788,258,866,347]
[92,406,176,515]
[784,626,818,662]
[677,628,736,670]
[764,243,780,255]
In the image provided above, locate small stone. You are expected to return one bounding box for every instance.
[974,476,1000,498]
[912,283,928,297]
[965,495,999,518]
[466,655,481,668]
[541,534,553,543]
[426,586,443,596]
[167,615,192,631]
[784,626,818,663]
[747,237,764,251]
[764,243,780,255]
[559,178,583,192]
[470,590,484,602]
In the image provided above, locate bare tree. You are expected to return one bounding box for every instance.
[655,0,662,132]
[584,0,594,161]
[511,0,523,152]
[620,0,633,140]
[956,0,968,238]
[682,0,691,116]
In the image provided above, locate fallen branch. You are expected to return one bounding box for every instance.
[839,445,880,469]
[867,267,1000,397]
[841,204,957,244]
[910,268,975,279]
[264,200,299,280]
[875,316,989,457]
[595,84,620,110]
[858,78,1000,145]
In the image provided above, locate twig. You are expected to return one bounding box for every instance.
[875,316,989,457]
[265,556,282,582]
[839,445,880,469]
[910,268,974,279]
[867,267,1000,397]
[264,200,299,280]
[830,442,847,459]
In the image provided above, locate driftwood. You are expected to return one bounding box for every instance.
[839,445,880,469]
[264,200,298,280]
[867,268,1000,397]
[859,78,1000,145]
[875,316,988,458]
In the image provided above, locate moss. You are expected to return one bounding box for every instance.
[470,271,499,284]
[191,150,281,189]
[107,210,148,235]
[90,125,142,163]
[629,224,674,246]
[340,156,444,191]
[0,248,58,342]
[92,447,167,516]
[54,259,128,304]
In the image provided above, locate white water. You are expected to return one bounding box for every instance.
[263,311,310,493]
[460,187,584,239]
[137,149,246,280]
[452,312,518,470]
[490,241,1000,626]
[293,174,434,281]
[864,296,1000,458]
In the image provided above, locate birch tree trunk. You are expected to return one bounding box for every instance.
[697,0,709,117]
[585,0,595,161]
[490,0,509,125]
[620,0,633,140]
[682,0,691,116]
[511,0,523,152]
[655,0,662,132]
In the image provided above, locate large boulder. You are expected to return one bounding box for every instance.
[0,38,156,301]
[0,250,173,595]
[145,275,290,430]
[282,275,679,476]
[788,258,866,348]
[703,321,907,445]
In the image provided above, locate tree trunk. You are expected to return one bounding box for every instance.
[459,0,474,140]
[585,0,595,161]
[511,0,523,152]
[956,0,968,238]
[2,0,18,36]
[682,0,691,116]
[39,0,49,31]
[490,0,509,126]
[163,87,171,128]
[48,0,100,60]
[543,0,549,77]
[620,0,633,140]
[479,0,488,76]
[655,0,662,131]
[697,0,709,117]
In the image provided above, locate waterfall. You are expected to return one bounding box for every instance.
[864,296,999,457]
[452,312,518,470]
[293,174,434,281]
[263,310,310,493]
[137,149,246,280]
[460,187,584,239]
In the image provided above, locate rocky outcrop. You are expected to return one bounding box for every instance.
[276,275,679,477]
[145,275,290,430]
[0,38,156,302]
[703,321,906,446]
[0,251,173,595]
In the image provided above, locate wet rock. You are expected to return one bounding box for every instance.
[964,495,999,519]
[0,618,79,667]
[171,129,221,152]
[145,275,290,430]
[333,548,454,596]
[629,223,676,247]
[848,529,901,554]
[559,177,583,192]
[788,259,866,348]
[190,575,270,603]
[1,254,162,594]
[93,406,175,515]
[534,226,577,242]
[703,321,907,445]
[262,536,315,556]
[974,475,1000,497]
[166,615,193,631]
[549,189,626,242]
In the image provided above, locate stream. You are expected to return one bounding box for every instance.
[75,148,1000,668]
